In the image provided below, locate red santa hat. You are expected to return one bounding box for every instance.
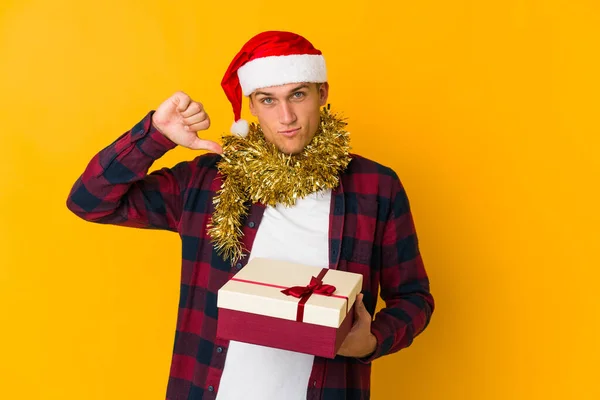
[221,31,328,137]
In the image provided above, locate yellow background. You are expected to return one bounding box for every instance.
[1,0,598,399]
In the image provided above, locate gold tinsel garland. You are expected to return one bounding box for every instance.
[207,107,351,264]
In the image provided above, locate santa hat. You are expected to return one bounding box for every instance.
[221,31,328,137]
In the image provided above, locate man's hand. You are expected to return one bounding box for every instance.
[152,91,223,154]
[337,293,377,358]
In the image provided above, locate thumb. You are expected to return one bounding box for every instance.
[188,136,223,154]
[356,293,365,308]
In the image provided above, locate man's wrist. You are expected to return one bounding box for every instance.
[148,113,177,149]
[356,333,377,359]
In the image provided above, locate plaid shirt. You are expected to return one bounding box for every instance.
[66,111,434,400]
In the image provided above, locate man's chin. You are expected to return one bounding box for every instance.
[278,149,302,156]
[275,143,305,155]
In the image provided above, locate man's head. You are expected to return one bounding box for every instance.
[248,81,329,154]
[221,31,328,154]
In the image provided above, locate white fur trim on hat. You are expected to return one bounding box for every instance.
[237,54,327,96]
[231,119,249,137]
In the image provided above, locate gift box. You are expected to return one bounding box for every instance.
[216,257,363,359]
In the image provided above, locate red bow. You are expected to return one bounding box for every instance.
[281,271,337,322]
[281,276,337,298]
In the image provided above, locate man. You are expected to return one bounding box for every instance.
[66,31,434,400]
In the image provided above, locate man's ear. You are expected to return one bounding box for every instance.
[318,82,330,107]
[248,95,257,116]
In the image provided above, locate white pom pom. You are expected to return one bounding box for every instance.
[230,119,249,137]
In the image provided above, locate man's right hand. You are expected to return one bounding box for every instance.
[152,91,223,154]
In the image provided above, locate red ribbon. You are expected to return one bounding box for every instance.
[280,268,337,322]
[230,268,348,323]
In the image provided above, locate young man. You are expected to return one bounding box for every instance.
[66,31,434,400]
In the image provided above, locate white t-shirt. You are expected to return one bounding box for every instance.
[216,189,332,400]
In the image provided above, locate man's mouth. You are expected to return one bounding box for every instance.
[278,127,301,137]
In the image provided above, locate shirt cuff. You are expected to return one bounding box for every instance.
[130,111,177,159]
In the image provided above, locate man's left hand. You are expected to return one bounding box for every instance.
[337,293,377,358]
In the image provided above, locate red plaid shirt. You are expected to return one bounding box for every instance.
[66,111,434,400]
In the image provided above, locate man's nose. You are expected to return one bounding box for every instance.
[279,102,297,125]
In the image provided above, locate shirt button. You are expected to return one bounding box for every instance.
[235,263,243,270]
[208,386,214,392]
[248,221,255,228]
[313,380,317,387]
[217,347,223,353]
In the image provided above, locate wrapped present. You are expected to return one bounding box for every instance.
[216,257,363,359]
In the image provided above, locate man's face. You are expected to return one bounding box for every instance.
[248,82,329,155]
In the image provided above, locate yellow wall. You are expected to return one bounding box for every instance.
[1,1,598,399]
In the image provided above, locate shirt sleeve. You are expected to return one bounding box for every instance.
[360,171,435,363]
[66,110,192,232]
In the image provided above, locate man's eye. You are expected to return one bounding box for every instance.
[293,92,305,99]
[261,98,273,104]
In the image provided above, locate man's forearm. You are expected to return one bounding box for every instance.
[66,111,178,227]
